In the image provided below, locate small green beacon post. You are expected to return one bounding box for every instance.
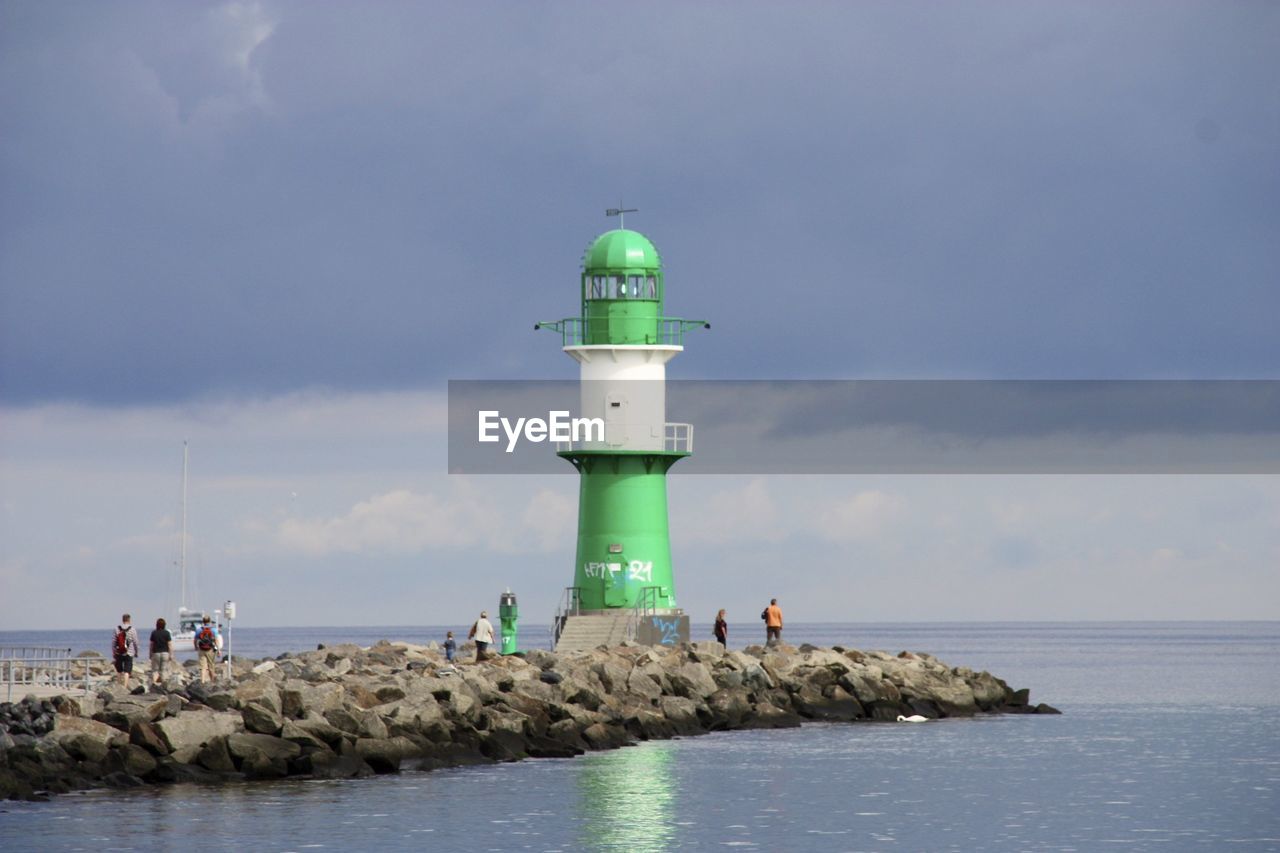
[499,589,519,655]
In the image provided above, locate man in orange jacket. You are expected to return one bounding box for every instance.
[764,598,783,645]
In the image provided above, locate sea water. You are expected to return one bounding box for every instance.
[1,622,1277,851]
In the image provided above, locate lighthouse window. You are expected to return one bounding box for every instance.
[646,275,657,298]
[613,275,626,298]
[591,276,605,299]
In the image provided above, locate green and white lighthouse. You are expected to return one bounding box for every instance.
[538,217,707,650]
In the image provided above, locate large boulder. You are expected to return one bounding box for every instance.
[154,710,244,760]
[51,715,128,763]
[624,667,663,701]
[308,750,374,779]
[354,736,417,772]
[129,721,171,756]
[196,736,236,772]
[94,694,168,730]
[105,743,157,778]
[279,719,331,751]
[291,712,347,747]
[52,693,101,719]
[705,689,752,729]
[669,662,718,700]
[242,701,283,735]
[234,678,281,714]
[324,704,388,740]
[227,732,301,763]
[839,667,901,706]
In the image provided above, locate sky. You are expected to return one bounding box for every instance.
[1,2,1277,630]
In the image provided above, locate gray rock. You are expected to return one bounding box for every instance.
[227,732,301,763]
[308,751,374,779]
[242,701,283,735]
[292,712,347,747]
[581,722,629,750]
[706,689,753,728]
[94,694,168,730]
[234,678,281,713]
[196,736,236,773]
[280,719,330,751]
[51,716,128,758]
[129,721,170,755]
[154,710,244,755]
[323,705,388,740]
[102,743,158,778]
[354,735,417,772]
[670,662,718,700]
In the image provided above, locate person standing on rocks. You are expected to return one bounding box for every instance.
[112,614,140,689]
[149,617,172,687]
[714,609,728,647]
[764,599,783,646]
[469,611,495,662]
[194,614,221,683]
[444,631,457,663]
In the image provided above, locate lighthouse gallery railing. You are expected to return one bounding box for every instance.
[535,317,709,347]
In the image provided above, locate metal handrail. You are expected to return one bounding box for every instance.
[665,422,693,453]
[0,646,91,701]
[535,317,709,347]
[552,586,582,649]
[624,586,663,642]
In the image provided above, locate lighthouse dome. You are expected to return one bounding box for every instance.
[582,229,662,274]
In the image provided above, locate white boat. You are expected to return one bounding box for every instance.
[170,441,218,649]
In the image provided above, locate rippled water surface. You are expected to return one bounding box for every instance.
[2,622,1278,850]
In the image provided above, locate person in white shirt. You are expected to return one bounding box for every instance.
[469,610,495,661]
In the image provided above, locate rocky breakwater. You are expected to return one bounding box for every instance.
[0,640,1058,800]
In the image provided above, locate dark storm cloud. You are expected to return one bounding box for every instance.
[2,2,1278,403]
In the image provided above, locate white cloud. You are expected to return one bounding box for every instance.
[813,490,905,542]
[680,479,786,546]
[272,482,577,558]
[277,489,471,555]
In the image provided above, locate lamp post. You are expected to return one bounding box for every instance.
[223,600,236,679]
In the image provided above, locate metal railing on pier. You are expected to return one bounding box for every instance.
[0,647,91,702]
[624,586,663,643]
[552,586,582,649]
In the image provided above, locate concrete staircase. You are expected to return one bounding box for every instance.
[554,611,632,653]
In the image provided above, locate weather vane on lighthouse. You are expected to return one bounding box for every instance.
[605,204,638,230]
[537,212,709,650]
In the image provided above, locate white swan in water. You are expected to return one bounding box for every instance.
[897,714,930,723]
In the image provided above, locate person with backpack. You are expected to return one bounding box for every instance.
[111,614,140,690]
[193,614,221,683]
[763,598,783,646]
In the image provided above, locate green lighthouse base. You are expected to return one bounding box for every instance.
[559,450,687,613]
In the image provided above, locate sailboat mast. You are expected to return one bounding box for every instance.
[181,440,188,609]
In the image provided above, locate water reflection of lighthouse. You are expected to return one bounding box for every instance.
[575,742,677,851]
[538,213,708,651]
